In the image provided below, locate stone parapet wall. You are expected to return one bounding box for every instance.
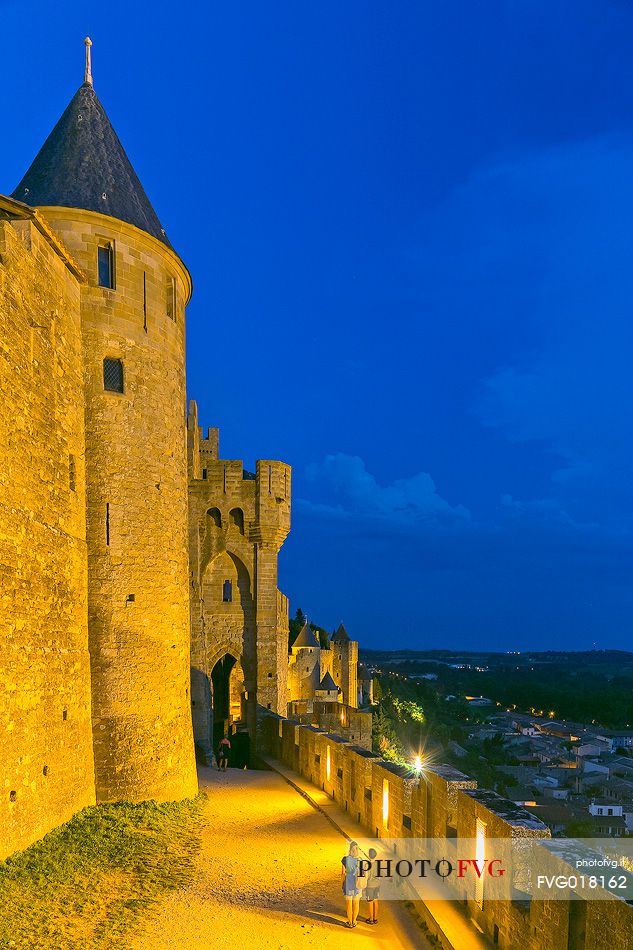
[259,711,633,950]
[289,702,373,750]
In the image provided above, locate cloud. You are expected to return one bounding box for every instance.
[478,142,633,470]
[297,453,470,531]
[408,135,633,529]
[286,137,633,649]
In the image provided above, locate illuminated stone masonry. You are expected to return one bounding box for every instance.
[1,52,199,858]
[187,401,291,760]
[4,56,630,950]
[260,712,633,950]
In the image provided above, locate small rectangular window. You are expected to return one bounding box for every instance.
[98,243,114,288]
[68,455,76,492]
[222,579,233,603]
[167,275,177,320]
[103,358,124,393]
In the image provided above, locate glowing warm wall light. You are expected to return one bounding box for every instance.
[414,754,422,772]
[475,818,486,907]
[382,778,389,829]
[326,745,331,781]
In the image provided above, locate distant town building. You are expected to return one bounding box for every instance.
[594,730,633,752]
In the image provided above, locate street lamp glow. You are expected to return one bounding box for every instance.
[413,754,423,773]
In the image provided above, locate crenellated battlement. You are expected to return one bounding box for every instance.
[188,401,291,551]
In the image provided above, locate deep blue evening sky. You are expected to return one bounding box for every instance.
[3,1,633,650]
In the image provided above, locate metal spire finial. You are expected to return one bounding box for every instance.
[84,36,93,86]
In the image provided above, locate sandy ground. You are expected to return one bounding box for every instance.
[130,766,429,950]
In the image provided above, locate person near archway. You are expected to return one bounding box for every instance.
[217,733,231,771]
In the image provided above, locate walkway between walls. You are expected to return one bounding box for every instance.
[129,765,430,950]
[263,756,494,950]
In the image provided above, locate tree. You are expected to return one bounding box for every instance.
[311,624,329,650]
[288,607,306,649]
[566,820,595,839]
[372,707,404,762]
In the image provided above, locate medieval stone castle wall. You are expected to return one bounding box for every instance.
[4,61,631,950]
[41,207,197,805]
[0,193,197,858]
[262,713,633,950]
[0,60,365,859]
[287,623,359,710]
[0,207,95,859]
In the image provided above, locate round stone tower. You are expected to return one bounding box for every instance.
[12,40,197,803]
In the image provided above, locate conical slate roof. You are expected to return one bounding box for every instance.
[12,81,171,247]
[331,623,350,643]
[292,622,320,649]
[318,672,339,691]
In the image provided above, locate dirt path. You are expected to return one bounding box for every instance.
[130,766,428,949]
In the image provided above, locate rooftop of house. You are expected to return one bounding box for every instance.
[587,754,633,771]
[602,777,633,794]
[589,814,626,829]
[509,786,539,803]
[525,801,586,825]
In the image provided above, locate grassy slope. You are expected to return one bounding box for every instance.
[0,796,206,949]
